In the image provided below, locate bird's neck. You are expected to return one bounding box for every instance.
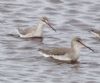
[71,44,81,55]
[34,21,44,37]
[36,21,44,31]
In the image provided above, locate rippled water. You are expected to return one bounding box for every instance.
[0,0,100,83]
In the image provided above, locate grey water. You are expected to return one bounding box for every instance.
[0,0,100,83]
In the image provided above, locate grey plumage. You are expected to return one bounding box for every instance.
[17,27,35,35]
[39,37,94,62]
[39,47,72,55]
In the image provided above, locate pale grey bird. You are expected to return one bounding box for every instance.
[17,17,56,38]
[39,37,94,63]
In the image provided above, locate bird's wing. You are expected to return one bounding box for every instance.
[17,27,36,35]
[39,47,71,55]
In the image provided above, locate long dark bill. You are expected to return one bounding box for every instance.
[79,41,94,52]
[45,21,56,32]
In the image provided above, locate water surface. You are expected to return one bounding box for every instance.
[0,0,100,83]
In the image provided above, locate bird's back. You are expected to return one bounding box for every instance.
[17,27,36,35]
[39,47,72,55]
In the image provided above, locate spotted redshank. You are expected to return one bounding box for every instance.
[39,37,94,63]
[17,17,56,38]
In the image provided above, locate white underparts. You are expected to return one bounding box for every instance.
[39,52,50,57]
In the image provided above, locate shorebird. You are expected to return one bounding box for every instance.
[17,17,56,38]
[89,29,100,38]
[39,37,94,63]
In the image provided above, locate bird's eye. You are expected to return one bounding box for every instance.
[42,20,45,21]
[91,30,94,32]
[77,40,80,43]
[76,38,82,42]
[41,19,45,22]
[43,17,48,21]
